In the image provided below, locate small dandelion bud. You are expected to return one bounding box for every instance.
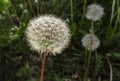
[86,4,104,21]
[81,34,100,51]
[25,15,71,55]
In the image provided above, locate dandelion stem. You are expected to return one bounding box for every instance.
[40,53,47,81]
[93,50,98,78]
[91,19,94,34]
[84,48,88,70]
[83,50,92,81]
[95,50,98,69]
[83,20,94,81]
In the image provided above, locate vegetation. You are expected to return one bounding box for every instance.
[0,0,120,81]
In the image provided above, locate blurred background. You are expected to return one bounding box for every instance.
[0,0,120,81]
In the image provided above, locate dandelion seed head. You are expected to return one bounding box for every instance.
[81,34,100,51]
[34,0,38,3]
[86,4,104,21]
[25,15,71,55]
[19,4,24,9]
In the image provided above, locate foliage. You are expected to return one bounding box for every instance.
[0,0,120,81]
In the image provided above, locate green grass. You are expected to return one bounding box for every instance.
[0,0,120,81]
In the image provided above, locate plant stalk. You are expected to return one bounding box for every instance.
[70,0,73,22]
[40,53,47,81]
[83,20,94,81]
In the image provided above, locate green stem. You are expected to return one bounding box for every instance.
[83,50,92,81]
[95,50,98,68]
[27,0,35,17]
[93,50,98,78]
[80,0,87,27]
[40,1,43,14]
[70,0,73,22]
[109,0,116,27]
[109,8,120,42]
[37,0,39,16]
[74,0,87,38]
[106,0,116,42]
[84,48,88,70]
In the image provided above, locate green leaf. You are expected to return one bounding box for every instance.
[70,22,77,37]
[112,52,120,59]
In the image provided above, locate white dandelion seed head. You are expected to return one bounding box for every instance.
[25,15,71,55]
[81,34,100,51]
[34,0,38,3]
[86,4,104,21]
[19,4,24,9]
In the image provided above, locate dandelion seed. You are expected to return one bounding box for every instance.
[81,34,100,51]
[86,4,104,21]
[25,15,71,55]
